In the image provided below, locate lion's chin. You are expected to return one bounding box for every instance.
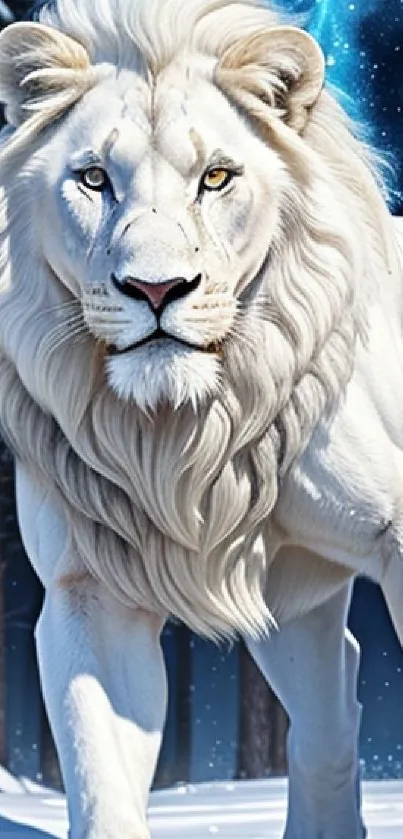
[106,339,222,412]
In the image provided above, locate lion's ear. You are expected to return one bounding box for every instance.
[0,22,92,127]
[216,25,325,134]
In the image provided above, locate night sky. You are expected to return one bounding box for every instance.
[280,0,403,210]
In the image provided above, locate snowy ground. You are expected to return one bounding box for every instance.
[1,769,403,838]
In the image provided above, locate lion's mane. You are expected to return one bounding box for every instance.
[0,0,398,639]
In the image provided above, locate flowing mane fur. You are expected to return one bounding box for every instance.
[0,0,399,639]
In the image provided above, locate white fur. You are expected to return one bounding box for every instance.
[0,1,402,837]
[246,582,366,839]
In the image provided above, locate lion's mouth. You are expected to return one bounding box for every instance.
[108,328,202,356]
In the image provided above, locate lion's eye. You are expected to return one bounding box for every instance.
[81,166,108,191]
[202,168,232,191]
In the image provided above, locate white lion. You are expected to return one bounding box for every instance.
[0,0,401,836]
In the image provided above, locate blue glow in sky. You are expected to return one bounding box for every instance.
[279,0,376,110]
[277,0,403,209]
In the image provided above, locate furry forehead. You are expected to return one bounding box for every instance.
[0,0,325,147]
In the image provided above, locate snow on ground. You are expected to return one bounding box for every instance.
[1,774,403,838]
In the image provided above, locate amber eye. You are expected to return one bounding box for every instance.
[202,168,232,191]
[81,166,107,191]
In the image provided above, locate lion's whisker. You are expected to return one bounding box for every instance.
[44,314,86,339]
[36,300,83,322]
[44,325,88,356]
[42,316,88,355]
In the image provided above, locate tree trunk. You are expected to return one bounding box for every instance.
[0,550,5,764]
[0,441,15,765]
[238,640,288,778]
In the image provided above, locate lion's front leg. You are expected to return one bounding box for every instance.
[245,580,366,839]
[35,583,167,839]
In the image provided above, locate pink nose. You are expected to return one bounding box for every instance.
[111,273,203,312]
[126,277,184,310]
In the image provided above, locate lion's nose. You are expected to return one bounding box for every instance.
[111,273,202,312]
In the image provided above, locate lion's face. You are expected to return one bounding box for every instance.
[0,9,327,414]
[35,66,287,409]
